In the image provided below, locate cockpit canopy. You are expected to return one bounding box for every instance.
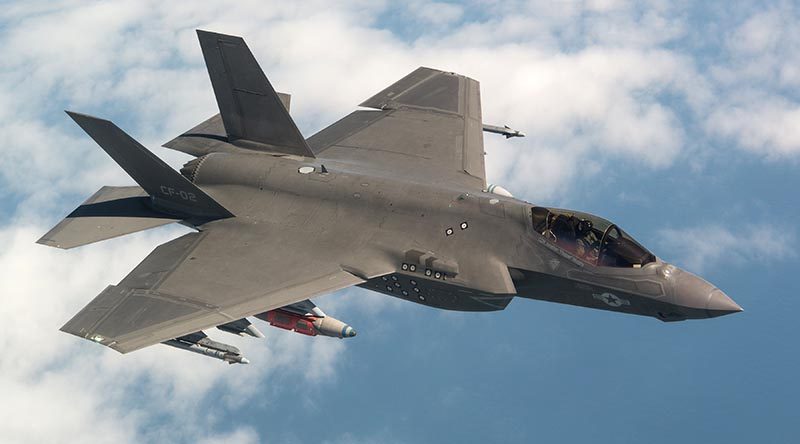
[531,207,656,268]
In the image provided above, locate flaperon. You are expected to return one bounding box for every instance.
[38,30,741,365]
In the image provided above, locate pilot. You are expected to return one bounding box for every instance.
[549,215,577,251]
[574,218,598,261]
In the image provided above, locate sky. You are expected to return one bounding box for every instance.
[1,1,799,443]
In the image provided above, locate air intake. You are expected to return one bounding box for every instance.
[180,155,208,182]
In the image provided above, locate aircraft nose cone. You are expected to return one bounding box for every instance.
[669,267,742,319]
[705,289,743,318]
[343,326,356,338]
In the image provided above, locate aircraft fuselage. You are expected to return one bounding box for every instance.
[187,151,740,322]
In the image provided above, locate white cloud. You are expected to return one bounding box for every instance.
[727,9,783,55]
[407,1,464,26]
[706,97,800,158]
[0,0,716,204]
[657,223,796,273]
[474,46,700,199]
[196,428,261,444]
[703,4,800,158]
[0,222,375,443]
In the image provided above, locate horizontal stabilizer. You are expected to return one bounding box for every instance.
[37,186,178,249]
[163,92,292,157]
[196,30,314,157]
[162,113,230,157]
[66,111,234,221]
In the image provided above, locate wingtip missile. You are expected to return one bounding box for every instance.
[482,123,525,138]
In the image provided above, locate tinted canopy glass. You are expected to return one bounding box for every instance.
[531,207,656,268]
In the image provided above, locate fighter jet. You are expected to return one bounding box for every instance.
[38,31,742,365]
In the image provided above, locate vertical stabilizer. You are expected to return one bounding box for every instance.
[196,30,314,158]
[65,111,234,220]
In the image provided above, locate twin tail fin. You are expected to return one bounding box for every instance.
[37,112,234,249]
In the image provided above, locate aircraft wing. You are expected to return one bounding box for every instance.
[60,221,364,353]
[308,67,486,190]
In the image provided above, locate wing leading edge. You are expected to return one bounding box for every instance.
[309,67,486,189]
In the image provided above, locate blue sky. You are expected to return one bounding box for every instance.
[1,1,798,443]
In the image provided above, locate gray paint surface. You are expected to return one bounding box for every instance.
[37,186,177,249]
[39,30,742,363]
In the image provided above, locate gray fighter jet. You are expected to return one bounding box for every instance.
[38,31,742,365]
